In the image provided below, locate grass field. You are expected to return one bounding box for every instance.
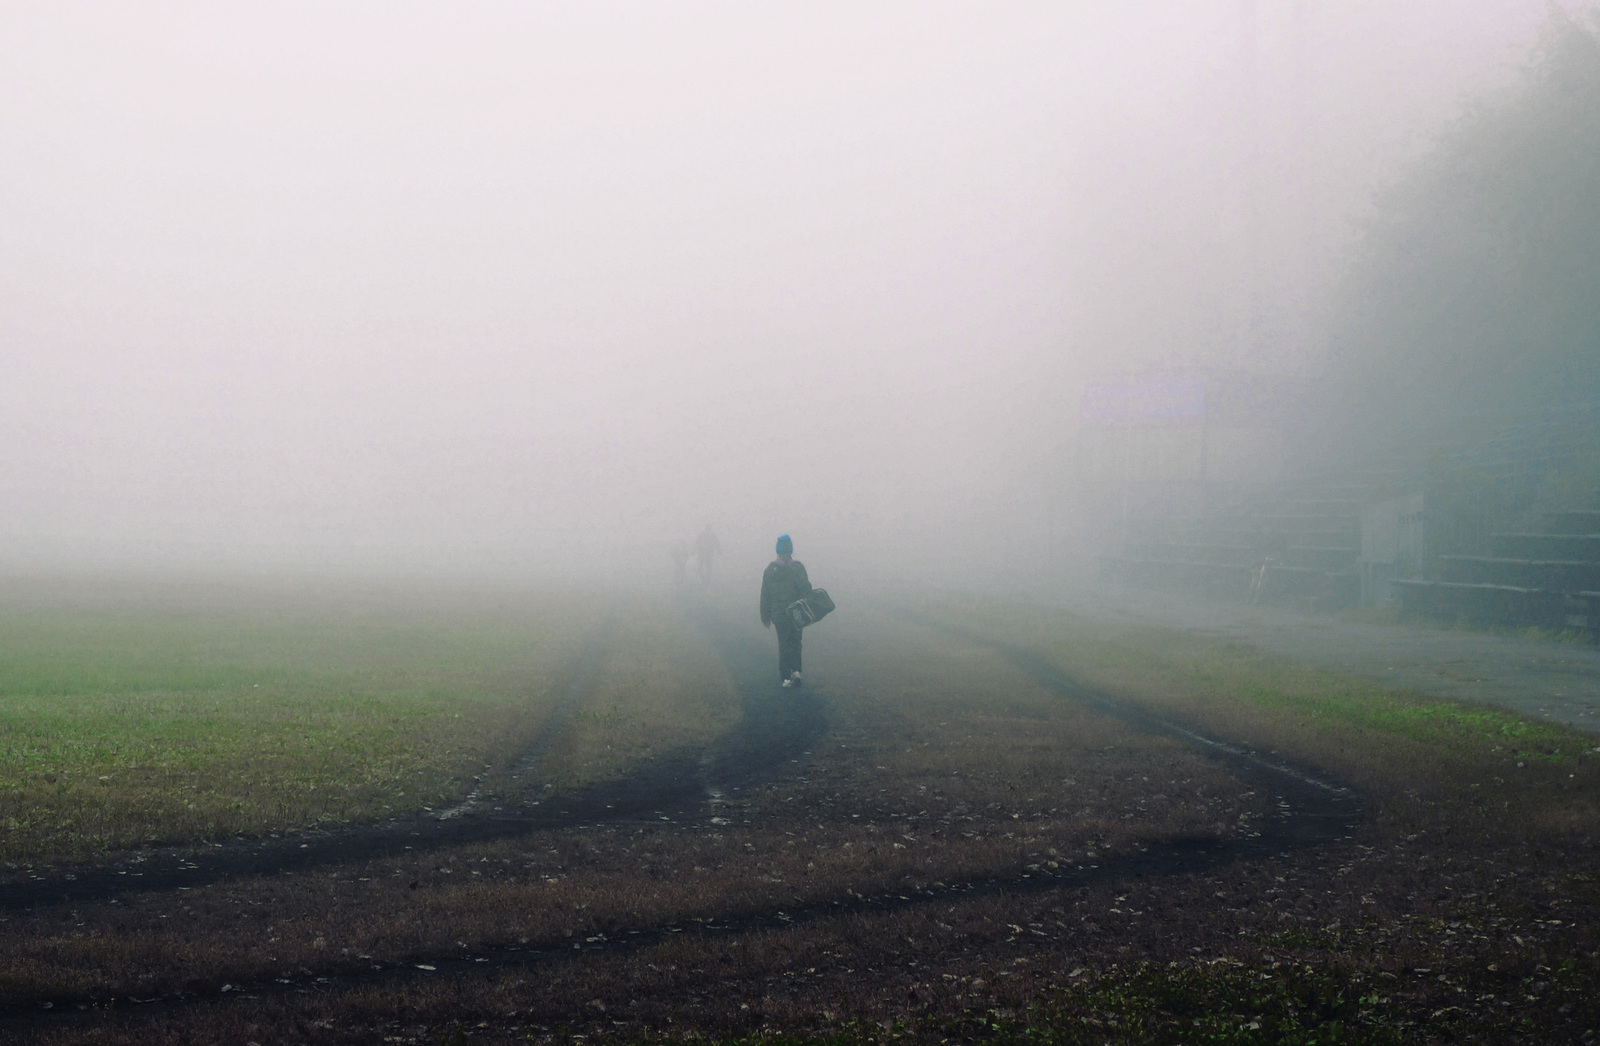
[902,590,1597,840]
[1,579,1597,1044]
[0,576,614,864]
[532,599,741,792]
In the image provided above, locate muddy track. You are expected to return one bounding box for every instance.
[888,607,1363,855]
[1,615,621,912]
[0,604,824,915]
[2,601,1362,1027]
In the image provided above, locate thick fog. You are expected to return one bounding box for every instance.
[0,2,1557,582]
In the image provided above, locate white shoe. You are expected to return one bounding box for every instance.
[790,671,802,684]
[781,678,793,688]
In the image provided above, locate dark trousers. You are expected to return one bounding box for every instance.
[775,619,803,681]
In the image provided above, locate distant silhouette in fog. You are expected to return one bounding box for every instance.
[759,533,811,687]
[669,540,692,586]
[694,524,722,584]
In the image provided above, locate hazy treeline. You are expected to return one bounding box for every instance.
[1312,11,1600,469]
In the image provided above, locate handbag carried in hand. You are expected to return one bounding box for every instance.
[786,588,835,628]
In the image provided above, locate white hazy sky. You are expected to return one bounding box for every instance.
[0,1,1561,576]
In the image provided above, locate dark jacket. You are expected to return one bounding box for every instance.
[760,558,812,626]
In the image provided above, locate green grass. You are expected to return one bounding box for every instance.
[895,590,1600,858]
[1059,625,1578,764]
[909,592,1584,762]
[0,576,606,862]
[1221,674,1566,749]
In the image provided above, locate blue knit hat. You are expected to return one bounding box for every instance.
[775,534,793,555]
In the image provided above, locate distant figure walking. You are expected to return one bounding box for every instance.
[694,524,722,584]
[759,534,811,688]
[669,540,692,586]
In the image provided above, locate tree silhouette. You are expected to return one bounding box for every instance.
[1317,11,1600,465]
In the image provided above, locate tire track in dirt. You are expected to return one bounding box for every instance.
[685,601,830,805]
[435,613,621,821]
[0,603,821,915]
[1,601,1360,1027]
[0,615,621,912]
[0,605,835,1025]
[887,607,1363,855]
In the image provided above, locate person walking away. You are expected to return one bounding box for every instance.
[760,534,811,687]
[669,540,692,586]
[694,524,722,584]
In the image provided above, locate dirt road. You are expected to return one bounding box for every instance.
[1050,580,1600,733]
